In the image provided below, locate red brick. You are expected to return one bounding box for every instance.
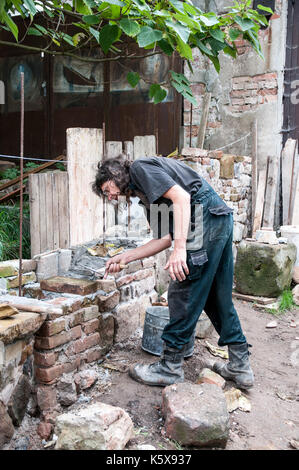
[98,291,120,313]
[36,385,57,410]
[34,350,57,367]
[253,72,277,81]
[35,331,71,350]
[73,333,101,354]
[70,325,82,340]
[69,309,85,328]
[37,422,53,440]
[116,274,134,288]
[133,268,154,282]
[37,319,66,337]
[82,319,99,335]
[83,348,104,364]
[35,364,63,383]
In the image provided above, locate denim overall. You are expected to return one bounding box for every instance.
[161,179,247,350]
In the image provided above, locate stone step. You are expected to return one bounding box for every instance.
[40,276,99,296]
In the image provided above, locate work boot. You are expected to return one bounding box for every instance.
[129,344,185,387]
[212,342,254,390]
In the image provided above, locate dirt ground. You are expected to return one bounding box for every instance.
[4,299,299,451]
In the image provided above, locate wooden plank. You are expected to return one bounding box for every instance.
[133,135,156,160]
[232,291,276,305]
[291,159,299,225]
[67,128,103,246]
[52,172,60,251]
[0,155,64,192]
[105,141,123,159]
[57,171,70,249]
[262,156,279,228]
[252,167,267,235]
[124,141,133,159]
[45,172,54,251]
[289,152,299,224]
[29,174,41,258]
[281,138,297,225]
[0,184,26,203]
[251,119,258,232]
[196,92,211,149]
[38,173,48,253]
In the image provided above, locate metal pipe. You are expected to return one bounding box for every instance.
[19,71,24,297]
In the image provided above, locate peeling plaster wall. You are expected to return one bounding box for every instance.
[184,0,288,169]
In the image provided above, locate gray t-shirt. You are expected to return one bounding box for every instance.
[129,156,203,239]
[129,156,202,204]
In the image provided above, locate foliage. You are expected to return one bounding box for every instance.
[0,1,273,103]
[0,202,31,260]
[0,161,66,180]
[266,289,298,315]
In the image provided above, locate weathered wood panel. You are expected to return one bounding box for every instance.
[67,128,104,246]
[29,171,69,257]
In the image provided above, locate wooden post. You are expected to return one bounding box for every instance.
[253,166,267,236]
[19,71,24,296]
[251,119,258,234]
[67,128,103,246]
[281,138,297,225]
[263,156,279,228]
[196,92,211,149]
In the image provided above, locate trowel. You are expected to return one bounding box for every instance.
[77,263,128,278]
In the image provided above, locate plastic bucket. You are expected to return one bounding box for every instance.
[141,306,195,358]
[280,225,299,266]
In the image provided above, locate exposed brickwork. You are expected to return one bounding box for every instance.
[228,73,278,114]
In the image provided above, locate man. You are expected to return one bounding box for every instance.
[92,155,254,390]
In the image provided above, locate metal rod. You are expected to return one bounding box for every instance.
[102,122,106,245]
[189,103,193,147]
[19,71,24,297]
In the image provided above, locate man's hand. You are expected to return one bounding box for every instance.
[164,247,189,282]
[104,253,129,279]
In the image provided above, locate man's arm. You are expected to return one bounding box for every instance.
[162,184,190,281]
[103,235,172,278]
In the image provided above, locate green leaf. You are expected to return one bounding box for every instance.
[34,24,48,35]
[27,27,43,36]
[119,18,140,37]
[199,13,219,27]
[99,24,120,53]
[74,0,92,15]
[23,0,37,16]
[183,2,201,16]
[127,71,140,88]
[223,44,237,59]
[149,84,167,104]
[137,26,163,48]
[165,19,190,43]
[83,15,101,25]
[235,16,255,31]
[256,4,274,14]
[2,11,18,40]
[72,32,86,46]
[195,38,214,56]
[206,37,226,54]
[229,28,241,41]
[61,33,74,46]
[132,0,150,12]
[169,1,185,14]
[176,37,193,60]
[210,28,225,42]
[209,55,220,73]
[89,26,100,42]
[158,38,174,56]
[170,70,197,105]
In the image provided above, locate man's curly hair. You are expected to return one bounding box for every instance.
[92,154,133,198]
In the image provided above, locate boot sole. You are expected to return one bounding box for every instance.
[128,367,183,387]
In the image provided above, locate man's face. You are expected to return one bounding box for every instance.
[101,180,121,201]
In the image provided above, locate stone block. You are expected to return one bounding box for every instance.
[96,279,117,293]
[162,382,229,448]
[54,402,134,450]
[0,312,46,345]
[7,374,31,426]
[37,319,66,337]
[98,291,120,313]
[220,155,235,179]
[58,249,72,274]
[4,340,24,366]
[196,368,226,388]
[35,252,59,281]
[0,260,37,278]
[98,313,115,352]
[292,285,299,306]
[235,240,297,297]
[40,276,99,296]
[57,373,77,406]
[0,401,15,449]
[22,283,45,299]
[7,272,37,289]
